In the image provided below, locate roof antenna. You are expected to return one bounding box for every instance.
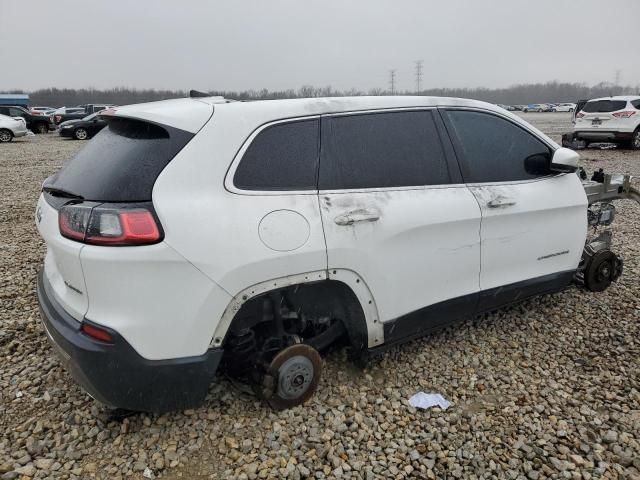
[189,90,209,98]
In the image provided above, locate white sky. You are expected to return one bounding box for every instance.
[1,0,639,91]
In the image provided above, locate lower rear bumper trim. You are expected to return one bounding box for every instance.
[36,270,223,412]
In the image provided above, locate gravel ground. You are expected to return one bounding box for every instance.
[1,114,639,480]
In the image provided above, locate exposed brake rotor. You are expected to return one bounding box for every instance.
[261,343,322,410]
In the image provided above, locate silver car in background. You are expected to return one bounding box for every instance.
[0,113,28,142]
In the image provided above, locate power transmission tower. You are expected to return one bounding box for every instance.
[415,60,423,93]
[389,69,396,95]
[615,69,621,86]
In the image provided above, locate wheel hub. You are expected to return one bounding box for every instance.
[278,356,314,399]
[264,343,322,409]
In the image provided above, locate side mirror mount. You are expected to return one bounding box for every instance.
[550,147,579,173]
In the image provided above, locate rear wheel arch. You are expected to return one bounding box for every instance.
[212,271,383,354]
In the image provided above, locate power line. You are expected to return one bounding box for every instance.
[389,69,396,95]
[415,60,423,93]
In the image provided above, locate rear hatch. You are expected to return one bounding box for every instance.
[574,99,630,131]
[37,98,214,320]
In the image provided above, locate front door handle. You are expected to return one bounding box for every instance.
[334,209,380,226]
[487,198,516,209]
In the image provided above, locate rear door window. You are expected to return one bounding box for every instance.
[233,119,319,191]
[444,110,552,183]
[45,117,193,201]
[319,110,451,190]
[582,100,627,113]
[631,99,640,109]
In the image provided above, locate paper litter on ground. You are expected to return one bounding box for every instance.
[408,392,451,410]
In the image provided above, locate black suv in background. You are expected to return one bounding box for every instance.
[0,106,53,134]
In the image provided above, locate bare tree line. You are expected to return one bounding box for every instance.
[3,81,639,107]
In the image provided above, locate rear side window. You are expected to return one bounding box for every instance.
[234,119,319,191]
[582,100,627,113]
[319,110,450,190]
[445,110,551,183]
[631,99,640,109]
[45,117,193,201]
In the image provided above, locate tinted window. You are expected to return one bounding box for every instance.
[9,107,26,117]
[234,119,319,190]
[631,99,640,109]
[44,117,193,201]
[582,100,627,113]
[319,111,450,190]
[445,110,551,183]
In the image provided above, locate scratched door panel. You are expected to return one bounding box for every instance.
[319,186,481,323]
[468,174,587,291]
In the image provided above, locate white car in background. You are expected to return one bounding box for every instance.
[573,96,640,149]
[0,113,28,142]
[31,106,56,116]
[552,103,576,112]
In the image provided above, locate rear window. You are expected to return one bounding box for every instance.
[631,99,640,109]
[582,100,627,113]
[45,117,193,202]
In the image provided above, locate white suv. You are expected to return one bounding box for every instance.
[573,95,640,149]
[36,96,630,412]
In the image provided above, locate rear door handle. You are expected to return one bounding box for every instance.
[487,198,516,208]
[334,209,380,226]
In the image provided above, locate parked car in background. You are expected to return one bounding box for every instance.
[523,104,546,112]
[58,112,108,140]
[573,96,640,149]
[54,107,86,115]
[0,113,28,142]
[551,103,576,112]
[53,104,115,125]
[36,95,612,412]
[30,106,56,115]
[0,106,53,134]
[571,99,589,124]
[511,105,525,111]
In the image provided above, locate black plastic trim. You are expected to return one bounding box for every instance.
[381,270,575,347]
[37,270,222,413]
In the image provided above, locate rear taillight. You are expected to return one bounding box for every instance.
[612,111,636,118]
[81,322,114,343]
[576,112,585,118]
[59,203,161,246]
[54,115,61,123]
[32,111,41,116]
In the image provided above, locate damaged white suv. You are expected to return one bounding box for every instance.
[36,95,638,412]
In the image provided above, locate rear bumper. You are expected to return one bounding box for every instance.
[574,130,634,142]
[36,270,223,412]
